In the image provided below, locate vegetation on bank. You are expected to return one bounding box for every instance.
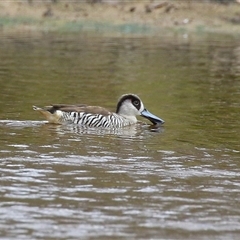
[1,0,240,35]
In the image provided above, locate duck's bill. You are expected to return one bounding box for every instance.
[141,109,165,125]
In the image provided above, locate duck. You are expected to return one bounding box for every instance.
[33,93,164,128]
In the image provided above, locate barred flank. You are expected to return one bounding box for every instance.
[60,112,130,128]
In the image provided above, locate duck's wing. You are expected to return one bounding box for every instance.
[48,104,111,115]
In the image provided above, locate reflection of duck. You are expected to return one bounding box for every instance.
[33,94,164,128]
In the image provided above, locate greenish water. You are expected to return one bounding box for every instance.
[0,32,240,240]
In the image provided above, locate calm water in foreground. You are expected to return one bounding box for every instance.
[0,31,240,240]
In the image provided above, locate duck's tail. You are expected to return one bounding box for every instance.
[32,105,61,124]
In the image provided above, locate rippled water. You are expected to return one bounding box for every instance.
[0,32,240,240]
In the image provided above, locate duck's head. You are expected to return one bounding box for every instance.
[116,94,165,125]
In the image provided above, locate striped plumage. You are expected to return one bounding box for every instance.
[61,112,135,128]
[33,94,164,128]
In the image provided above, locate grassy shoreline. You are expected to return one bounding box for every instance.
[1,1,240,36]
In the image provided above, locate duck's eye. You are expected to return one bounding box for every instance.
[133,100,140,106]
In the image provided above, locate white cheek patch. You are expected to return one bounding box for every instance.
[120,101,132,114]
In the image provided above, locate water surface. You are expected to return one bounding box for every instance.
[0,32,240,240]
